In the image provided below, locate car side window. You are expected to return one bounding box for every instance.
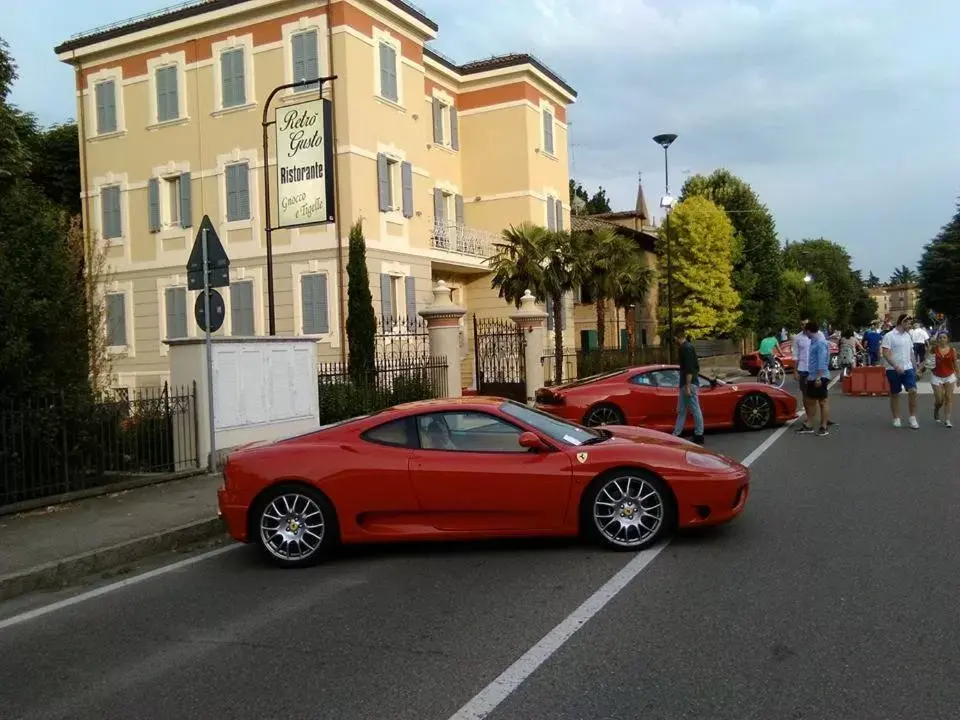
[651,369,681,387]
[698,375,713,388]
[415,411,527,453]
[361,417,416,448]
[628,372,655,386]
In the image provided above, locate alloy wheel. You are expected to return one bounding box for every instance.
[259,492,326,562]
[740,394,772,430]
[584,405,623,426]
[592,474,664,547]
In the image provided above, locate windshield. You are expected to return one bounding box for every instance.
[500,401,601,446]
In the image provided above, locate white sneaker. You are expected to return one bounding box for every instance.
[908,416,919,429]
[946,420,953,428]
[892,418,902,428]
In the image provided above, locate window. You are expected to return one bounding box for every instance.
[300,274,329,335]
[148,173,191,231]
[376,154,413,217]
[156,65,179,122]
[546,195,563,231]
[500,402,601,446]
[105,293,127,347]
[542,109,555,155]
[230,280,255,336]
[225,163,250,221]
[220,48,246,108]
[415,412,528,453]
[650,369,680,387]
[431,189,464,242]
[629,372,655,387]
[362,418,416,448]
[95,80,117,134]
[165,176,180,226]
[101,185,122,239]
[379,274,416,322]
[165,287,188,339]
[431,98,459,150]
[378,41,398,102]
[291,30,319,92]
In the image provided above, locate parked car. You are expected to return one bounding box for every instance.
[534,365,798,432]
[739,340,839,375]
[218,397,750,567]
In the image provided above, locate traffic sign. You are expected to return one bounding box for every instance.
[187,215,230,291]
[195,289,225,333]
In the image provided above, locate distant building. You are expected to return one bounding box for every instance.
[868,283,918,324]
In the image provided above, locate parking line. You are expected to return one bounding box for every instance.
[447,378,831,720]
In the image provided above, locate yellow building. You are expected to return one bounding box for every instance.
[56,0,576,391]
[868,283,918,324]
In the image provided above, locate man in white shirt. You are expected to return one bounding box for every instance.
[909,322,930,366]
[881,313,919,428]
[792,319,811,402]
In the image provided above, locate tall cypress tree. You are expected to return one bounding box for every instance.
[918,199,960,333]
[345,220,376,380]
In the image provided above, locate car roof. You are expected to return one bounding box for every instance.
[392,396,512,412]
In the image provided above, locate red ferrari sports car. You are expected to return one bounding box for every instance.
[218,397,749,567]
[739,340,839,375]
[534,364,797,432]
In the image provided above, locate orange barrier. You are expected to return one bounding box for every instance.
[842,366,890,396]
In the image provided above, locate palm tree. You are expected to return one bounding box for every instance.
[889,265,918,286]
[539,230,581,384]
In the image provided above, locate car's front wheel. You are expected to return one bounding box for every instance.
[582,470,675,551]
[253,484,338,568]
[737,393,775,430]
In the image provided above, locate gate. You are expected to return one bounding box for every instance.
[473,316,526,402]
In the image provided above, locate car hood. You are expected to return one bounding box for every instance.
[602,424,697,448]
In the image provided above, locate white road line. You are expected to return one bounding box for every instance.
[447,380,814,720]
[0,545,238,632]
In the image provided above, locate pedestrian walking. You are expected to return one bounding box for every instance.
[930,331,956,428]
[673,329,704,445]
[863,324,883,366]
[792,320,811,403]
[909,322,930,366]
[838,328,860,377]
[797,322,831,436]
[881,313,919,429]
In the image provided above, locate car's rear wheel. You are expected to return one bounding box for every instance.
[582,470,675,551]
[583,403,625,427]
[736,393,774,431]
[254,484,338,568]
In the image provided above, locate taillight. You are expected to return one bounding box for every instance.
[535,389,564,405]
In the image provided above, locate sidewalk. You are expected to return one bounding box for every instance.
[0,474,225,602]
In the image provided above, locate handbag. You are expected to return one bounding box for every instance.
[924,352,936,371]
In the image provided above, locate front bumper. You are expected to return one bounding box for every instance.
[674,469,750,527]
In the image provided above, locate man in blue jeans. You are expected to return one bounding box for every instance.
[673,329,704,445]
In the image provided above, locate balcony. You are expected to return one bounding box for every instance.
[431,221,498,260]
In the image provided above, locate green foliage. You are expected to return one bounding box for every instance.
[28,121,81,216]
[865,271,881,287]
[569,179,612,215]
[680,169,782,333]
[659,196,741,338]
[345,220,376,382]
[317,371,439,425]
[888,264,918,286]
[783,238,860,327]
[918,199,960,332]
[851,288,879,328]
[777,269,834,330]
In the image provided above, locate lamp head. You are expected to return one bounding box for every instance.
[653,133,678,149]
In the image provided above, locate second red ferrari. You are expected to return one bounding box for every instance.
[535,364,798,432]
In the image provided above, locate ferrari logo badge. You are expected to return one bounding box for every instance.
[576,452,588,464]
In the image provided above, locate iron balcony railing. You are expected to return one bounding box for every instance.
[431,221,497,259]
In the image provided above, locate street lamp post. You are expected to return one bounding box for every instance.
[653,133,678,362]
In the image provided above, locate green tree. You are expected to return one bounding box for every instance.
[865,271,882,288]
[659,196,741,338]
[783,238,860,327]
[679,169,782,333]
[917,199,960,332]
[345,220,376,382]
[777,269,835,331]
[569,179,612,215]
[28,121,81,216]
[850,288,879,328]
[888,264,918,285]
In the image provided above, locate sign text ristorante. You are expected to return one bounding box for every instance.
[274,98,335,227]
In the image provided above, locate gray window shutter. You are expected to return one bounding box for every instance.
[221,49,245,107]
[455,194,464,226]
[95,81,117,134]
[107,294,126,346]
[449,107,459,150]
[432,98,443,144]
[293,31,319,91]
[379,43,397,101]
[179,171,192,228]
[433,188,445,224]
[546,196,556,230]
[230,281,254,335]
[225,165,237,221]
[157,66,178,122]
[102,186,121,239]
[400,161,413,218]
[556,199,563,231]
[380,274,394,320]
[543,111,554,154]
[377,153,390,212]
[404,276,416,324]
[315,274,329,333]
[155,68,166,122]
[301,275,315,333]
[546,294,554,330]
[165,288,187,339]
[237,164,250,219]
[147,178,161,232]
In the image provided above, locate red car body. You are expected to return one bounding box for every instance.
[218,397,749,567]
[534,364,798,432]
[739,340,839,375]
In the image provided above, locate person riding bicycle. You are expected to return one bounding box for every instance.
[758,331,780,370]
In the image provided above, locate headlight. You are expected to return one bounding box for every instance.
[685,451,732,470]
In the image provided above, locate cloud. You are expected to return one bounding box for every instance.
[420,0,960,275]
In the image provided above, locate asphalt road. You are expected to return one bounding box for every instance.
[2,383,959,720]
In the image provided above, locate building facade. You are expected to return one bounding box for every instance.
[57,0,576,391]
[868,283,918,324]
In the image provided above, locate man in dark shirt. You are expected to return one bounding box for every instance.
[673,329,704,445]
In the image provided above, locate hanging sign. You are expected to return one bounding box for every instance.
[275,97,336,227]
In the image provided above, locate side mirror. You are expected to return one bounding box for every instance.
[518,431,547,451]
[710,378,718,387]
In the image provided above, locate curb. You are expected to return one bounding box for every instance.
[0,517,226,602]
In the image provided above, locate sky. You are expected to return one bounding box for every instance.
[6,0,960,279]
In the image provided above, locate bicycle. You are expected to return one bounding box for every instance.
[757,357,786,388]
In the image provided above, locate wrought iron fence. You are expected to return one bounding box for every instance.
[0,383,199,509]
[573,347,671,380]
[376,315,430,359]
[317,356,448,425]
[473,316,526,401]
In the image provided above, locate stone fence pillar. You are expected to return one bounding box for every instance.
[419,280,466,397]
[510,289,548,404]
